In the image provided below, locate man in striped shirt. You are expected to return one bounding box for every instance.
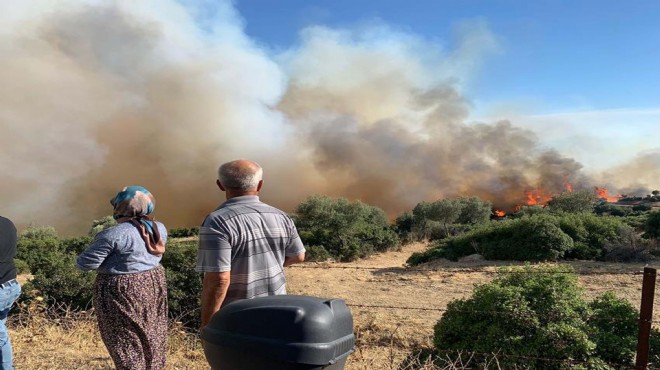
[196,159,306,328]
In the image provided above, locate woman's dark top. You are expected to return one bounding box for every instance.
[0,216,17,285]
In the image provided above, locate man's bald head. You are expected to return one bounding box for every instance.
[218,159,263,192]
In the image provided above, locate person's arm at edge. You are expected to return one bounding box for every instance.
[200,271,231,330]
[284,252,305,267]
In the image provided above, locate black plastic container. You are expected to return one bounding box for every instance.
[201,295,355,370]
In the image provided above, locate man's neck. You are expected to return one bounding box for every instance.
[225,190,259,200]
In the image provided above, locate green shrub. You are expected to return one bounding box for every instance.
[434,264,642,369]
[644,211,660,239]
[633,204,653,212]
[419,215,573,262]
[594,203,632,217]
[588,292,636,364]
[623,214,650,230]
[89,216,116,237]
[61,236,93,255]
[161,240,202,328]
[304,245,332,262]
[14,259,29,274]
[168,227,200,238]
[408,213,638,264]
[560,213,629,260]
[293,195,398,261]
[495,215,573,260]
[16,226,63,274]
[15,226,95,310]
[21,251,96,310]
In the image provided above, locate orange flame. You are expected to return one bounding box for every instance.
[494,210,506,217]
[564,181,573,193]
[524,189,552,206]
[594,186,622,203]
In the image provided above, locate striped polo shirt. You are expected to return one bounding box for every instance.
[196,195,305,306]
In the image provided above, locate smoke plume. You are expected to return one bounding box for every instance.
[0,1,655,233]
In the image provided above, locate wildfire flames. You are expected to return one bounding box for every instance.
[594,186,623,202]
[524,189,553,206]
[499,183,623,216]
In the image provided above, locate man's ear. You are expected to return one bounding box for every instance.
[256,180,264,192]
[216,179,226,191]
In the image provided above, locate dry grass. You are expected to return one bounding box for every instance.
[9,242,657,369]
[10,305,207,370]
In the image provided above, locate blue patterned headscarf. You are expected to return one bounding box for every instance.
[111,186,165,256]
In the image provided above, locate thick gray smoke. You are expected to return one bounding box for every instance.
[0,1,655,233]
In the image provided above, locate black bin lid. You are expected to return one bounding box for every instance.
[201,295,355,365]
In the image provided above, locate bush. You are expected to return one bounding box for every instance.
[168,227,200,238]
[416,215,573,262]
[14,259,30,274]
[21,252,96,310]
[304,245,332,262]
[588,292,636,364]
[161,240,202,328]
[633,204,653,212]
[602,228,656,262]
[560,213,629,260]
[61,236,93,255]
[15,226,95,310]
[594,203,631,217]
[89,216,116,237]
[293,195,398,261]
[434,264,643,369]
[408,213,638,264]
[644,211,660,239]
[16,226,63,274]
[20,225,58,240]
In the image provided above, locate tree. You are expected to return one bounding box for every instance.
[547,190,598,213]
[411,201,433,240]
[426,199,461,237]
[393,212,414,243]
[455,196,492,225]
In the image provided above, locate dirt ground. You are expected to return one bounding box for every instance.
[10,242,656,369]
[285,243,652,369]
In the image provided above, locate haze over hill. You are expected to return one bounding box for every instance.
[1,1,658,233]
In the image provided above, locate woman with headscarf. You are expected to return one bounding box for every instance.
[77,186,168,370]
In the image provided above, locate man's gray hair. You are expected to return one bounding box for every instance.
[218,160,263,191]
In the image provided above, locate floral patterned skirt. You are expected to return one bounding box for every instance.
[94,265,168,370]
